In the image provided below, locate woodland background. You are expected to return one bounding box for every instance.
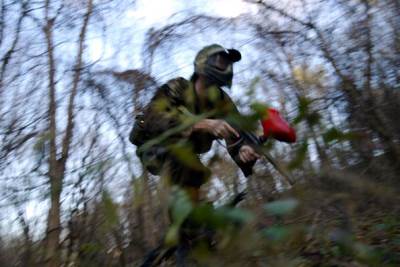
[0,0,399,266]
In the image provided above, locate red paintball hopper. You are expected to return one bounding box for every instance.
[261,108,296,143]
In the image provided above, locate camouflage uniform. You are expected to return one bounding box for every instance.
[130,76,255,197]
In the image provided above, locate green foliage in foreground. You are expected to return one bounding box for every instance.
[161,180,400,267]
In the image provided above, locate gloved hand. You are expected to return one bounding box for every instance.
[261,108,296,143]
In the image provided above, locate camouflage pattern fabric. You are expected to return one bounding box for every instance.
[130,76,256,188]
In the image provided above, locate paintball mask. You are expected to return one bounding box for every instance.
[194,44,241,88]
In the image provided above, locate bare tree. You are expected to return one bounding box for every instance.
[43,0,94,266]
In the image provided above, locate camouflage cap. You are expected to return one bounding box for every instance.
[194,44,241,66]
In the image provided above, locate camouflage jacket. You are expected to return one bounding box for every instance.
[130,77,256,176]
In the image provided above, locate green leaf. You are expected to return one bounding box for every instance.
[189,203,254,229]
[169,187,193,225]
[262,226,290,241]
[190,202,219,225]
[250,102,269,119]
[226,113,259,132]
[217,207,254,224]
[264,198,299,216]
[168,143,204,170]
[165,188,194,246]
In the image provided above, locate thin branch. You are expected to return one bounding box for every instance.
[0,1,29,100]
[60,0,94,162]
[0,0,6,46]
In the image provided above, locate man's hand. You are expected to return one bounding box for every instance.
[239,145,260,163]
[193,119,240,139]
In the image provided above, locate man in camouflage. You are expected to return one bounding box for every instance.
[130,44,260,202]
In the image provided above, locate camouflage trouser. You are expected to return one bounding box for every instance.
[162,152,211,202]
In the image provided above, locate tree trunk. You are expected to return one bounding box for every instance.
[43,0,93,266]
[45,160,65,267]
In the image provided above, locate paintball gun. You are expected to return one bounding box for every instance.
[239,107,296,186]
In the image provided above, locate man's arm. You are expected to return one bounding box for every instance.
[190,119,239,139]
[218,90,260,176]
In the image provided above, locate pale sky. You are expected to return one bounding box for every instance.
[88,0,257,67]
[126,0,256,24]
